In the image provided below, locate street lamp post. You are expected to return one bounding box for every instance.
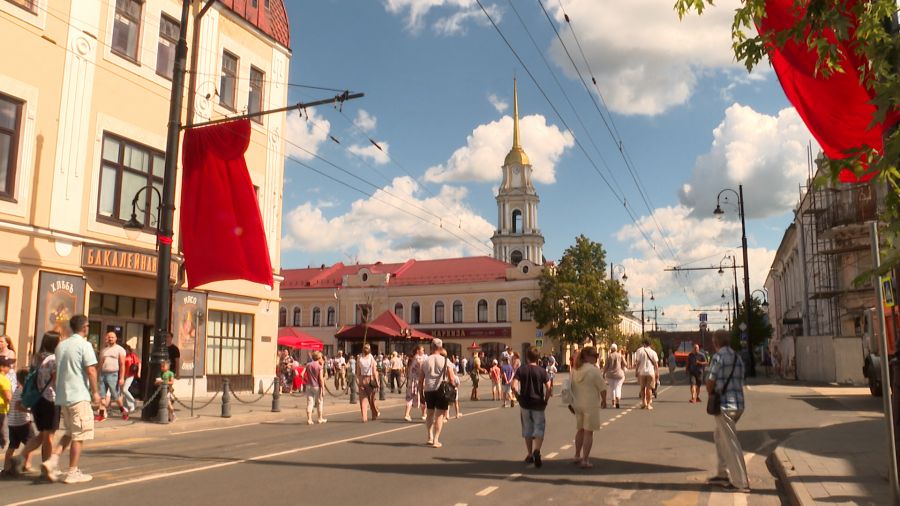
[610,263,627,282]
[641,289,654,340]
[719,255,740,324]
[715,184,755,377]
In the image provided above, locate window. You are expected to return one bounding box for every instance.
[477,300,488,323]
[355,304,371,324]
[156,14,179,79]
[452,300,463,323]
[496,299,507,323]
[292,307,301,326]
[0,93,23,201]
[220,50,238,110]
[97,133,163,229]
[248,66,264,122]
[6,0,35,13]
[112,0,143,62]
[410,302,421,324]
[326,307,335,326]
[510,250,523,265]
[434,301,444,324]
[394,302,403,320]
[0,286,8,335]
[206,310,254,376]
[512,209,522,233]
[278,307,286,327]
[520,298,533,321]
[312,307,321,327]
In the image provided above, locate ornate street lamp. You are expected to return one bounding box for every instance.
[714,185,755,377]
[122,185,163,241]
[610,263,627,282]
[752,288,769,307]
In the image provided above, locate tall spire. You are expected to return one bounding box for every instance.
[512,77,521,150]
[504,77,530,166]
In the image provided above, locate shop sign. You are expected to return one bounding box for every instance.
[81,245,177,280]
[34,272,85,351]
[172,290,207,378]
[417,327,512,339]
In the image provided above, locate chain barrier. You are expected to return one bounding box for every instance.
[171,390,221,411]
[144,385,163,406]
[227,378,276,404]
[323,381,350,397]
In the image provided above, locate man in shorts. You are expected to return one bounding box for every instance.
[334,351,346,391]
[512,347,551,467]
[97,332,126,421]
[47,314,100,484]
[687,344,708,403]
[305,351,327,424]
[634,339,659,410]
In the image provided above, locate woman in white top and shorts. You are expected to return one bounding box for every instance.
[356,345,380,422]
[418,339,457,448]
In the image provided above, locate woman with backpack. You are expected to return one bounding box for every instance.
[122,344,140,413]
[14,332,62,481]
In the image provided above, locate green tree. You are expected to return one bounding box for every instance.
[675,0,900,273]
[729,297,774,351]
[531,235,630,347]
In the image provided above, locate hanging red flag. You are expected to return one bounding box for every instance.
[759,0,898,182]
[181,119,274,289]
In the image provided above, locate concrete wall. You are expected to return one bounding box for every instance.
[796,335,865,385]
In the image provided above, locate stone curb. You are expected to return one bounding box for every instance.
[769,441,816,506]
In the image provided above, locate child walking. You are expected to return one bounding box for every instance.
[4,369,35,476]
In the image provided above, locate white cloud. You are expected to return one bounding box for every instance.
[424,114,574,184]
[348,141,391,165]
[545,0,744,116]
[282,177,495,262]
[285,109,331,161]
[488,93,508,113]
[384,0,500,35]
[353,109,377,132]
[615,205,776,331]
[679,104,817,219]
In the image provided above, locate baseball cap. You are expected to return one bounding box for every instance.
[432,338,443,348]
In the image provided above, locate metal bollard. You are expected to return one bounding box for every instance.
[272,378,281,412]
[378,375,386,401]
[221,378,232,418]
[349,373,358,404]
[158,382,170,424]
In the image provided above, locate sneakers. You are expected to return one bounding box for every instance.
[42,454,60,482]
[11,455,25,476]
[317,418,327,424]
[403,415,412,422]
[122,410,129,421]
[63,468,93,484]
[524,455,534,464]
[532,450,542,468]
[94,412,106,422]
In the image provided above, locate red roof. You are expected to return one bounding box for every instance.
[281,256,514,290]
[219,0,291,49]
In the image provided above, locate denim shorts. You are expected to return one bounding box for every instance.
[100,372,120,398]
[520,408,546,439]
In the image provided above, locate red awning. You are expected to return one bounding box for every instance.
[335,310,433,341]
[277,327,324,350]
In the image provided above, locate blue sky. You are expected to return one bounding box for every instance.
[277,0,819,330]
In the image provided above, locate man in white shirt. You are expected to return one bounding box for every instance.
[634,339,659,410]
[97,332,126,421]
[334,351,346,390]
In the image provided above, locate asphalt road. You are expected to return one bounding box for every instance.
[0,372,883,506]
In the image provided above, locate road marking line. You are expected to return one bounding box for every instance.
[453,503,468,506]
[544,452,558,459]
[7,407,502,506]
[601,422,610,426]
[90,437,156,449]
[476,486,499,496]
[560,444,572,450]
[170,422,259,435]
[507,473,522,480]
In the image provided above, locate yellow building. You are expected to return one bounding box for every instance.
[280,83,550,361]
[0,0,290,391]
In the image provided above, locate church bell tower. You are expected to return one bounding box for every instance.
[491,79,544,265]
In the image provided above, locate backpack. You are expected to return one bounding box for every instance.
[21,366,49,409]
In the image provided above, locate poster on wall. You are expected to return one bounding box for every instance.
[34,272,86,352]
[172,290,207,378]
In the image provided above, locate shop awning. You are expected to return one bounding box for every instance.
[277,327,324,350]
[335,310,433,341]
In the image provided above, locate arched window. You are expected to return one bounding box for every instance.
[496,299,507,322]
[452,300,463,323]
[520,298,533,321]
[512,209,522,233]
[326,307,335,327]
[434,301,445,323]
[410,302,421,324]
[278,307,287,327]
[510,250,523,265]
[394,302,404,320]
[292,307,301,326]
[477,299,488,323]
[312,307,321,327]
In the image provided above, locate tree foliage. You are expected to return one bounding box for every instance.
[531,235,629,347]
[730,297,774,350]
[675,0,900,272]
